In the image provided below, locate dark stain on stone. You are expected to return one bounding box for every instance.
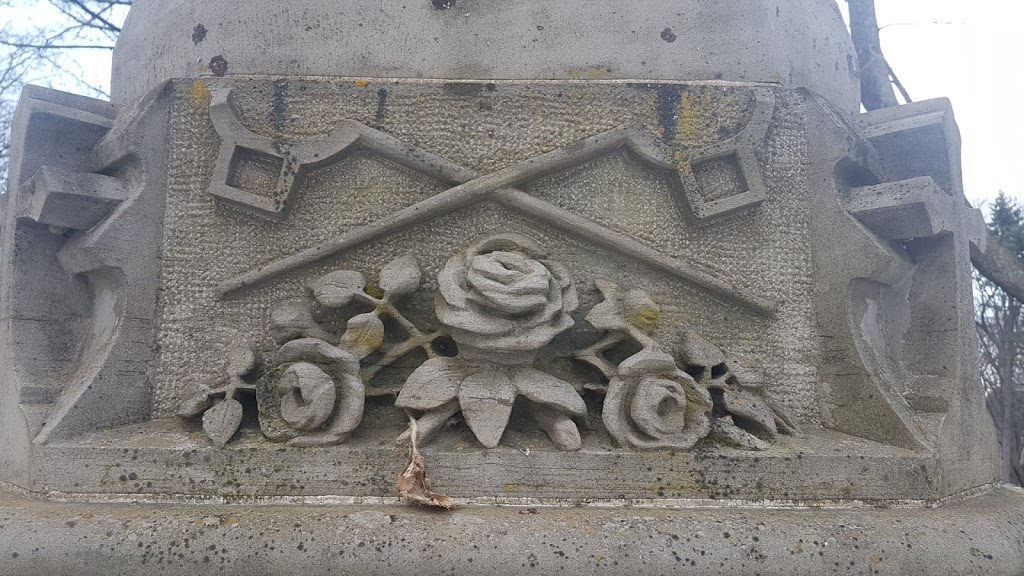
[443,82,483,96]
[271,79,289,133]
[431,0,456,9]
[661,27,677,43]
[192,23,207,45]
[208,55,229,77]
[484,83,497,92]
[375,88,389,127]
[655,84,684,142]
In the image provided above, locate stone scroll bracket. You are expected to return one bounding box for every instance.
[805,95,995,470]
[675,89,775,221]
[848,100,990,457]
[0,86,116,467]
[0,84,172,451]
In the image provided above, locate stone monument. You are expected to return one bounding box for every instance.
[2,0,1023,573]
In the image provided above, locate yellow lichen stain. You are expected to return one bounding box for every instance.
[226,516,241,526]
[354,79,369,88]
[502,483,518,493]
[649,478,698,497]
[626,307,659,333]
[676,91,698,144]
[364,283,385,299]
[191,80,211,107]
[872,554,882,564]
[569,66,611,80]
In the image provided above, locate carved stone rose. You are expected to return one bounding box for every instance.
[435,233,578,365]
[397,233,585,450]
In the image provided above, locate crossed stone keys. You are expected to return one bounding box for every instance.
[209,87,778,316]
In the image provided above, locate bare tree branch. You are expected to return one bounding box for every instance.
[847,0,900,110]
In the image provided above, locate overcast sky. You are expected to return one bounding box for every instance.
[3,1,1020,207]
[838,0,1024,208]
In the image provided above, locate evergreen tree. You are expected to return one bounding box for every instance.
[976,192,1024,486]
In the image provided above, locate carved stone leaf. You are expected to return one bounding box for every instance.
[270,299,336,345]
[618,347,677,378]
[725,353,766,390]
[458,370,516,449]
[277,338,351,365]
[308,270,367,308]
[621,289,660,333]
[512,366,586,418]
[202,397,244,447]
[765,397,803,438]
[379,254,421,299]
[339,312,385,359]
[709,417,770,451]
[676,331,726,369]
[530,403,582,451]
[177,390,214,418]
[586,299,628,332]
[722,387,778,438]
[395,357,470,411]
[225,341,256,377]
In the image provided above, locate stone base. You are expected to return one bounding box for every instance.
[1,485,1023,575]
[22,418,990,503]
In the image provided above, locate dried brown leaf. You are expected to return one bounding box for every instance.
[396,418,454,509]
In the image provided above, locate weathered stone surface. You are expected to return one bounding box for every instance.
[111,0,859,113]
[0,0,1015,573]
[2,486,1024,576]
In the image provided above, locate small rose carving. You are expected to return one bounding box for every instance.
[268,337,366,447]
[603,348,713,450]
[436,233,578,364]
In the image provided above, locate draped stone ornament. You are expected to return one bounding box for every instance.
[396,234,586,450]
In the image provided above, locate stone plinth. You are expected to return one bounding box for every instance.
[1,1,1020,574]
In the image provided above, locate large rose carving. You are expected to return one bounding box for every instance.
[397,233,585,450]
[435,233,578,364]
